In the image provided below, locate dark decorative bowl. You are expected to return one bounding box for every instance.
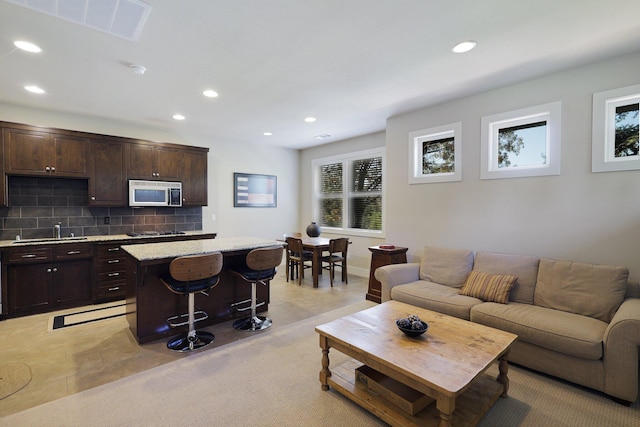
[396,319,429,337]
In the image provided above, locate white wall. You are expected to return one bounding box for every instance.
[0,105,299,242]
[384,51,640,281]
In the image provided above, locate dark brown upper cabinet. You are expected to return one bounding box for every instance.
[4,126,91,178]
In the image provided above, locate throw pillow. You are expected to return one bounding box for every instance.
[419,246,474,288]
[534,258,628,323]
[459,270,518,304]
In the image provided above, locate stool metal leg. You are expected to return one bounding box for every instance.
[167,292,215,351]
[233,280,272,331]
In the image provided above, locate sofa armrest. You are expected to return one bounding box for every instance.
[375,263,420,302]
[603,297,640,402]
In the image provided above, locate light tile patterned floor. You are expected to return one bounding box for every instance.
[0,271,368,416]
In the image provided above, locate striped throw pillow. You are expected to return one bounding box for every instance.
[459,270,518,304]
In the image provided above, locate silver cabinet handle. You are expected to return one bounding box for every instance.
[107,247,120,252]
[53,267,57,272]
[51,166,56,172]
[108,272,120,277]
[67,251,81,255]
[47,268,52,272]
[21,254,37,258]
[107,259,120,264]
[108,287,120,291]
[45,166,51,171]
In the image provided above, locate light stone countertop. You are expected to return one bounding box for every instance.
[122,236,283,261]
[0,231,216,248]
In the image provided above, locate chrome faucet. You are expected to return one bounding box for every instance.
[54,222,61,239]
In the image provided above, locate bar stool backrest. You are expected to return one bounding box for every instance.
[246,246,284,271]
[169,252,223,282]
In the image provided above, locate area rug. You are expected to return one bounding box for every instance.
[47,301,126,332]
[4,300,639,426]
[0,364,32,400]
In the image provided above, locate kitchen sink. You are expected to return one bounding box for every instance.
[13,236,88,244]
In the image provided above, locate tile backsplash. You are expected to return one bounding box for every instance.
[0,176,202,241]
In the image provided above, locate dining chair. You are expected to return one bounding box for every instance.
[322,237,349,286]
[283,233,301,281]
[285,236,312,285]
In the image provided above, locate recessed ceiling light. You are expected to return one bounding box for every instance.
[263,132,273,136]
[304,117,317,123]
[24,85,45,94]
[203,89,219,98]
[14,40,41,53]
[129,64,146,75]
[452,40,477,53]
[172,114,185,121]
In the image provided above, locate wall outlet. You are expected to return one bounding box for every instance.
[104,216,110,224]
[211,214,216,221]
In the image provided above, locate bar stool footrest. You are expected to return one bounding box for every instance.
[166,310,208,328]
[230,299,266,312]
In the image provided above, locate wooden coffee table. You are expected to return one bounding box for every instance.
[315,301,517,427]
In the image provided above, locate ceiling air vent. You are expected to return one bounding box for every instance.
[5,0,152,41]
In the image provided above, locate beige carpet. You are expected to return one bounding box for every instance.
[0,364,32,401]
[2,300,638,427]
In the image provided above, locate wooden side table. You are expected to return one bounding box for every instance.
[366,246,408,303]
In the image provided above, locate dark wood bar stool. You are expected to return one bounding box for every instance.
[161,252,223,351]
[229,246,283,331]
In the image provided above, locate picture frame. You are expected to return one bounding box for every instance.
[592,84,640,173]
[408,122,462,184]
[233,172,277,207]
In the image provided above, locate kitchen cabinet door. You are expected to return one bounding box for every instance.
[89,139,127,206]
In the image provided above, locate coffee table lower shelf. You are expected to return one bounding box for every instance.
[329,360,503,427]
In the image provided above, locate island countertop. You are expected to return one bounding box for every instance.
[121,236,282,262]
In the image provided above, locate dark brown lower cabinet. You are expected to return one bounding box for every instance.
[6,259,92,316]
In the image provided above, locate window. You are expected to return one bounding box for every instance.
[313,148,384,236]
[592,84,640,172]
[408,122,462,184]
[481,101,561,179]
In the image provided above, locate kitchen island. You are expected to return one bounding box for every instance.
[122,236,283,344]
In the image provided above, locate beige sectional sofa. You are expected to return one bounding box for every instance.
[375,246,640,404]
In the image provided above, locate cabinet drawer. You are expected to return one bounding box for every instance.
[95,244,125,257]
[97,269,127,282]
[55,243,93,260]
[96,281,127,300]
[95,254,126,270]
[4,247,53,264]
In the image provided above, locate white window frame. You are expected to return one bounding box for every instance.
[481,101,561,180]
[408,122,462,184]
[592,84,640,173]
[312,147,385,238]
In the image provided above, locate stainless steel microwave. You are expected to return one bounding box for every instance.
[129,180,182,207]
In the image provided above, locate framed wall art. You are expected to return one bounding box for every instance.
[233,172,277,207]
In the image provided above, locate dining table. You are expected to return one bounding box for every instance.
[300,237,331,288]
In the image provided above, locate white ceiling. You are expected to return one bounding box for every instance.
[1,0,640,149]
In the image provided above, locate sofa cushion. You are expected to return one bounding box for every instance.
[459,271,517,304]
[534,258,629,323]
[474,252,540,304]
[471,302,607,360]
[419,246,474,288]
[391,281,482,320]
